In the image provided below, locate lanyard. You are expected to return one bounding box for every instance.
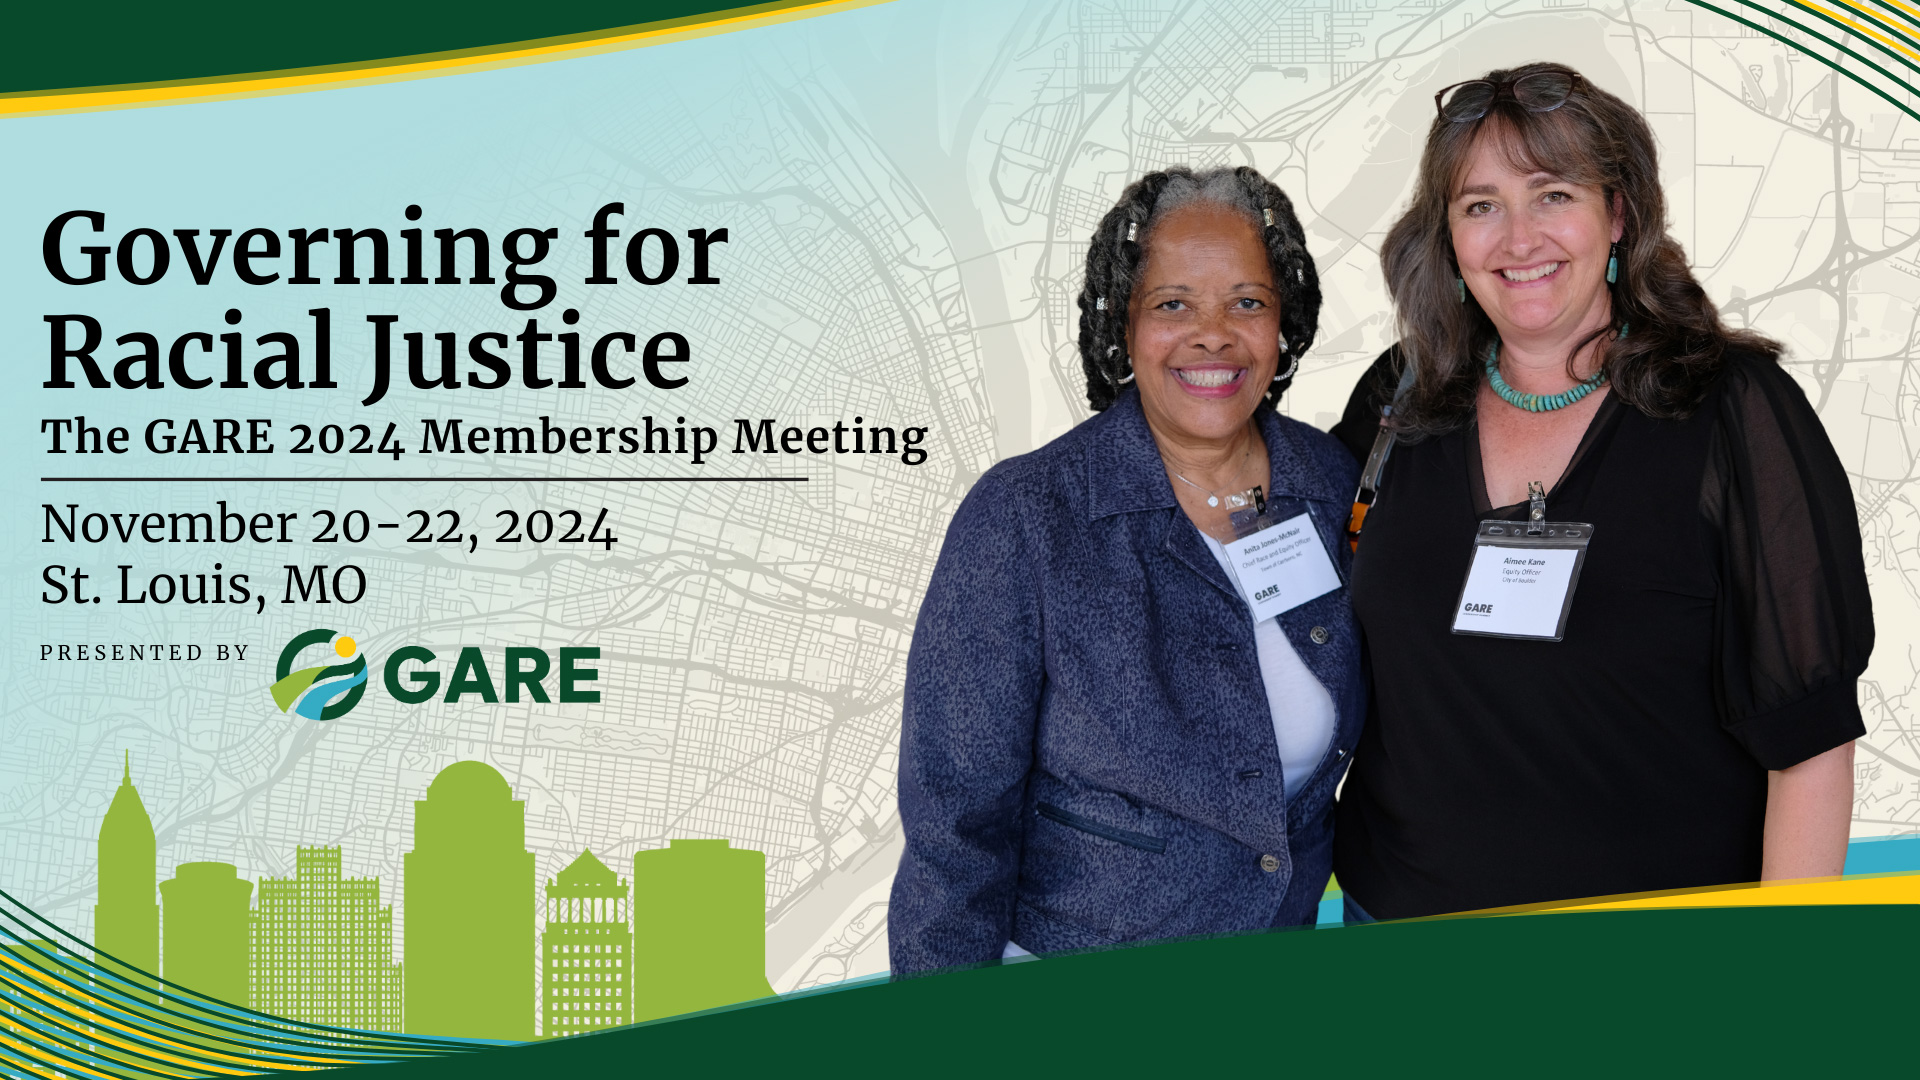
[1346,358,1416,552]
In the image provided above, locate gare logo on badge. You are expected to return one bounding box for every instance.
[1252,584,1280,602]
[269,628,368,721]
[1462,602,1493,615]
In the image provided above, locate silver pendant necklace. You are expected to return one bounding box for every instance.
[1172,471,1227,507]
[1172,443,1255,508]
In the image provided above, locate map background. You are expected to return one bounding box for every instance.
[1,0,1914,1006]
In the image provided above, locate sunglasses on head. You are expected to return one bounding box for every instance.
[1434,71,1583,123]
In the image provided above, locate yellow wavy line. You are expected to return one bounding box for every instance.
[1790,0,1920,64]
[2,984,262,1075]
[5,961,240,1070]
[1433,869,1920,918]
[1825,0,1920,47]
[2,958,341,1071]
[0,1025,140,1080]
[4,952,432,1066]
[1871,0,1920,29]
[0,0,890,117]
[1551,869,1920,911]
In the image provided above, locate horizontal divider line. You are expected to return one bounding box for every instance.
[40,476,809,483]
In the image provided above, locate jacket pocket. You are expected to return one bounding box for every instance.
[1035,801,1166,853]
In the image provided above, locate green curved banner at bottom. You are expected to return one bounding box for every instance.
[334,904,1917,1076]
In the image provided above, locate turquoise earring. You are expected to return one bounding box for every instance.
[1455,276,1466,303]
[1606,243,1619,285]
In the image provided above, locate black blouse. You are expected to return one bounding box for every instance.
[1329,347,1872,919]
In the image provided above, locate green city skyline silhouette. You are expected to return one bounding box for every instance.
[544,849,632,1035]
[96,753,158,1004]
[159,860,252,1007]
[405,760,535,1040]
[92,755,776,1036]
[634,840,777,1021]
[251,846,402,1031]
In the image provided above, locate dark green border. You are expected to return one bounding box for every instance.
[6,4,1910,1073]
[323,905,1915,1076]
[2,2,759,94]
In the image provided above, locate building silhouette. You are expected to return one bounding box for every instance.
[631,840,775,1022]
[159,862,252,1005]
[403,761,534,1040]
[79,753,781,1034]
[249,846,400,1032]
[542,850,632,1036]
[96,753,159,1002]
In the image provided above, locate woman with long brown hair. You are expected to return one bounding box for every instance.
[1330,63,1871,920]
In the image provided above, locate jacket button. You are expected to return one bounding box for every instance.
[1309,626,1330,645]
[1259,854,1280,873]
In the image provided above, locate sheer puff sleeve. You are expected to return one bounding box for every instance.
[1703,353,1873,770]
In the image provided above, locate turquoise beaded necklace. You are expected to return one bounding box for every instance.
[1484,323,1628,413]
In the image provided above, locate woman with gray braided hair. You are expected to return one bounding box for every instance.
[889,166,1365,977]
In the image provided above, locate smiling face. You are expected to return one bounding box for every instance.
[1449,129,1623,349]
[1126,203,1281,446]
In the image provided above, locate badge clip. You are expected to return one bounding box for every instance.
[1526,480,1547,536]
[1226,486,1269,538]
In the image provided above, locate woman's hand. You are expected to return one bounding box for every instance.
[1759,741,1855,881]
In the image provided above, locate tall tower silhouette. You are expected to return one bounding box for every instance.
[630,840,775,1022]
[403,761,534,1039]
[95,753,158,1002]
[160,862,253,1005]
[542,850,632,1037]
[249,846,400,1031]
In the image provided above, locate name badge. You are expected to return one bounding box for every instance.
[1451,521,1593,641]
[1224,510,1343,621]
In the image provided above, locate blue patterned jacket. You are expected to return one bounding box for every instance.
[889,387,1365,977]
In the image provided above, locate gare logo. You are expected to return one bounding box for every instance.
[382,644,601,704]
[270,629,601,720]
[270,629,368,721]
